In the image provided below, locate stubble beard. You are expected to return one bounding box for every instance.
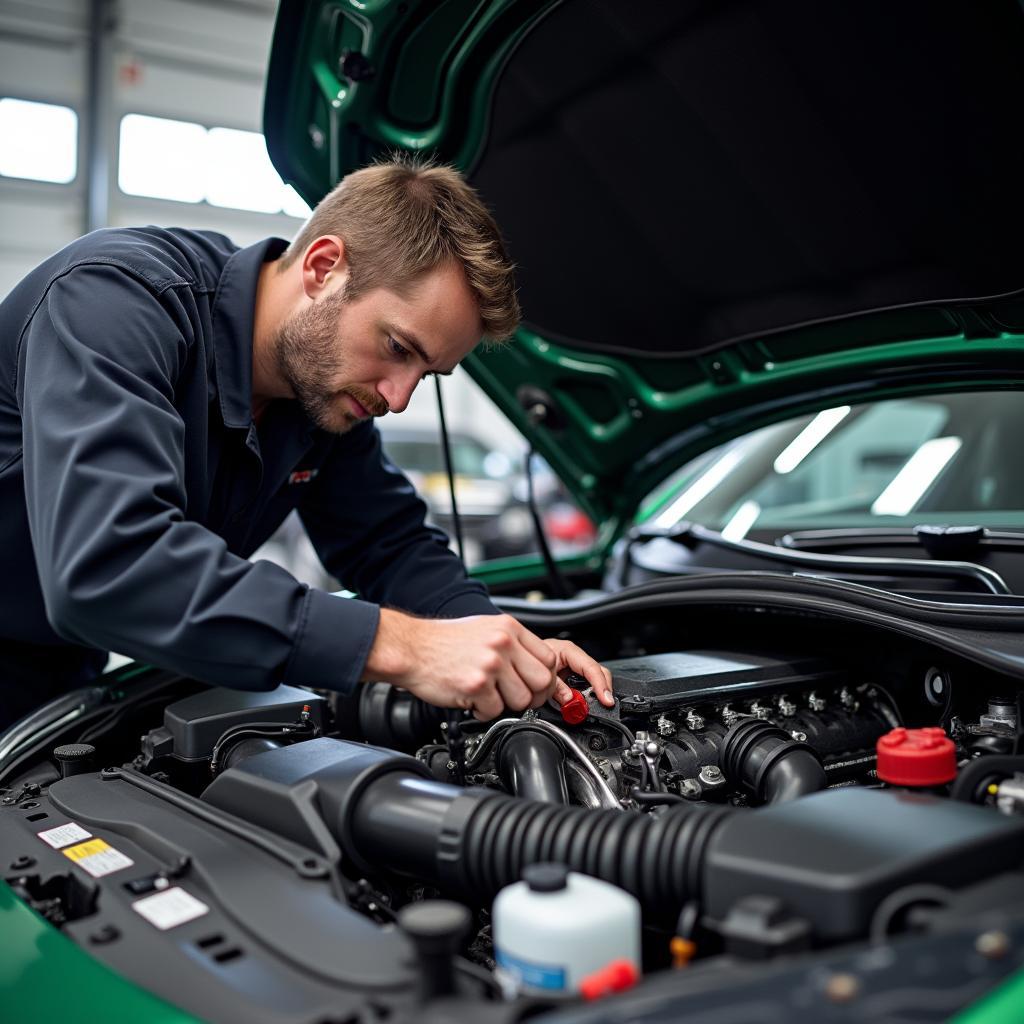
[273,290,388,434]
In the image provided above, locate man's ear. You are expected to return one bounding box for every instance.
[300,235,348,300]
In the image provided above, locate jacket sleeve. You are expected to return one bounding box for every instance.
[18,263,381,695]
[298,422,500,620]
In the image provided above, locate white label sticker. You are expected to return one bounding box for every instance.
[62,838,134,878]
[37,822,92,849]
[132,887,209,931]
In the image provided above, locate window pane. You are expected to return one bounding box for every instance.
[0,98,77,184]
[280,183,312,220]
[118,114,206,203]
[639,390,1024,534]
[206,127,286,215]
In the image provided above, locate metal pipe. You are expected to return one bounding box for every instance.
[466,718,620,809]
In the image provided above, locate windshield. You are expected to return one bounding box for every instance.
[640,391,1024,538]
[383,437,493,478]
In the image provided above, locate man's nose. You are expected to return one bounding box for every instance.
[378,371,419,415]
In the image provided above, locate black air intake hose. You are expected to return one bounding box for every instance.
[720,719,826,804]
[350,772,732,908]
[496,727,569,804]
[208,738,732,914]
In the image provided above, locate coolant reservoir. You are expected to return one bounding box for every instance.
[492,863,641,995]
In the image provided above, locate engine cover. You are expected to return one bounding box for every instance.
[606,651,840,712]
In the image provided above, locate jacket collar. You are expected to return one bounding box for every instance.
[210,236,289,430]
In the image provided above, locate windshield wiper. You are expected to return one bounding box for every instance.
[623,522,1012,596]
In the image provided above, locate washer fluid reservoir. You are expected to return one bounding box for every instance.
[493,863,641,995]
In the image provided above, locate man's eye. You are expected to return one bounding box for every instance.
[387,336,409,359]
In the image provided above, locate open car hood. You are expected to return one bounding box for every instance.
[264,0,1024,530]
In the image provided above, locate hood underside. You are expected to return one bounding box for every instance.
[265,0,1024,526]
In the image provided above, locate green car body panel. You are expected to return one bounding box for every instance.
[0,879,203,1023]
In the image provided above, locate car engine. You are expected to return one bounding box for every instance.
[3,613,1024,1023]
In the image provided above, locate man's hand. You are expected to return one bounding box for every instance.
[545,638,615,710]
[364,609,613,720]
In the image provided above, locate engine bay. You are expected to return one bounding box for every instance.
[3,597,1024,1023]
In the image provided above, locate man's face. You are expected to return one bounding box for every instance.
[273,261,483,434]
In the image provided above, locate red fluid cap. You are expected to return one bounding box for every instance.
[876,726,957,786]
[560,688,590,725]
[579,959,640,1001]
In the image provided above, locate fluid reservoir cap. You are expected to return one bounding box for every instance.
[876,726,957,786]
[53,743,96,778]
[524,862,569,893]
[54,743,96,760]
[397,900,471,944]
[560,688,590,725]
[580,959,640,1001]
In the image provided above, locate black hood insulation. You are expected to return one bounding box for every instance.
[472,0,1024,357]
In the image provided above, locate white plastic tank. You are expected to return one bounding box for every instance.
[492,863,641,995]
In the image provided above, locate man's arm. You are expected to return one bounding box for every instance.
[18,263,381,693]
[299,423,614,715]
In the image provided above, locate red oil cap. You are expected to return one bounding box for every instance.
[560,688,590,725]
[876,726,957,786]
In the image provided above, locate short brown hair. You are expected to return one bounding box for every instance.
[281,156,520,343]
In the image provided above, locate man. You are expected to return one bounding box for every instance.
[0,158,613,730]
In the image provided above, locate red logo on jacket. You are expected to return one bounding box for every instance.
[288,468,319,485]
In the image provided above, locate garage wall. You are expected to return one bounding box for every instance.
[0,0,522,451]
[0,0,88,297]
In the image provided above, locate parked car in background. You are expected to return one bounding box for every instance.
[378,425,520,564]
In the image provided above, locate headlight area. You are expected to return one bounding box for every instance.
[3,602,1024,1023]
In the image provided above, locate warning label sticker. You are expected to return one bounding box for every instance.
[62,838,134,878]
[37,822,92,849]
[133,887,209,931]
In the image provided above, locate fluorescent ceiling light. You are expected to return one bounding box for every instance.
[654,447,745,527]
[119,113,206,203]
[0,98,77,183]
[721,500,761,541]
[773,406,851,475]
[871,436,962,516]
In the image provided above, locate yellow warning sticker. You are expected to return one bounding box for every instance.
[63,839,109,861]
[62,838,134,878]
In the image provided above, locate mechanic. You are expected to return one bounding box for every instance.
[0,158,614,730]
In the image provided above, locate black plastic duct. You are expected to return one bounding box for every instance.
[720,719,826,804]
[496,727,569,804]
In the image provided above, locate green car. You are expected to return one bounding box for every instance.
[5,1,1024,1021]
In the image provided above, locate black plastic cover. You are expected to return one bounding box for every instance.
[162,685,325,761]
[201,737,432,873]
[605,650,835,711]
[0,771,417,1024]
[704,787,1024,942]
